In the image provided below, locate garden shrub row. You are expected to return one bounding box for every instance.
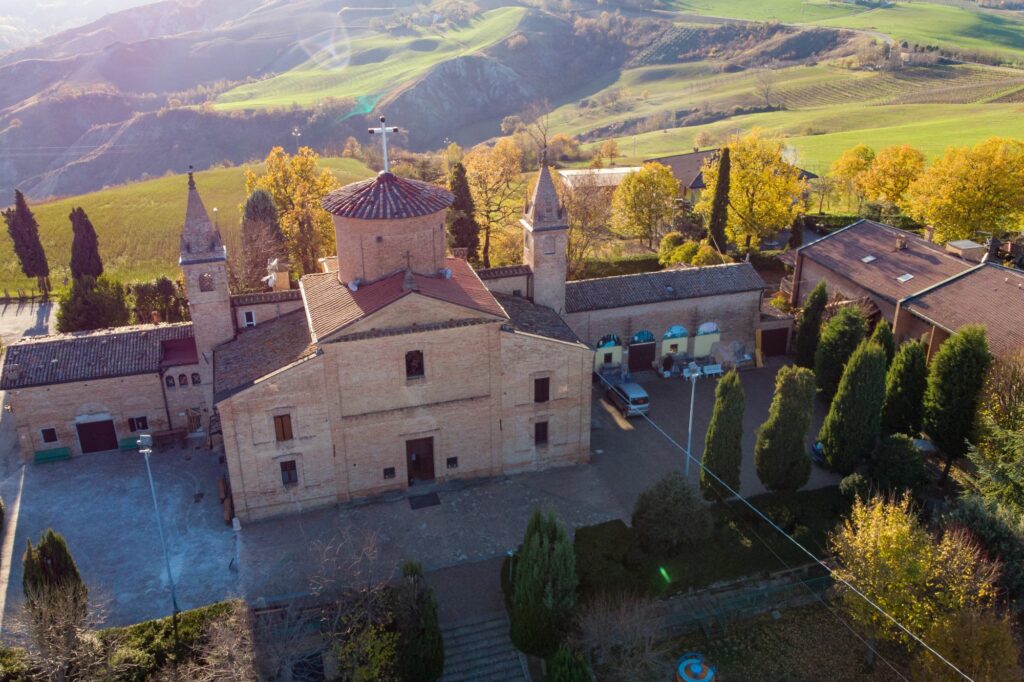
[573,253,661,280]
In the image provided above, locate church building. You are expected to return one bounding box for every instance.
[1,123,772,523]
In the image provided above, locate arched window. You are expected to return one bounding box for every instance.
[165,376,175,389]
[198,272,214,292]
[178,373,188,386]
[191,373,201,385]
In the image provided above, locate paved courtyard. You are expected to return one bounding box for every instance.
[0,358,839,628]
[0,300,56,346]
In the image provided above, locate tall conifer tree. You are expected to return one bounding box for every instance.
[701,369,744,500]
[819,340,887,473]
[69,207,103,280]
[756,365,816,493]
[3,190,50,296]
[707,147,730,253]
[446,162,480,262]
[880,340,928,437]
[794,280,828,368]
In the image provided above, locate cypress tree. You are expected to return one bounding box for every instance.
[880,340,928,437]
[701,369,744,501]
[242,189,282,240]
[794,280,828,368]
[22,529,86,603]
[870,320,895,366]
[548,645,590,682]
[69,207,103,280]
[818,340,888,474]
[706,147,730,253]
[446,162,480,262]
[3,190,50,296]
[393,562,444,682]
[509,510,577,657]
[923,325,992,483]
[755,365,816,493]
[814,306,867,400]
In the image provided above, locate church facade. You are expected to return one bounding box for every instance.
[1,137,771,523]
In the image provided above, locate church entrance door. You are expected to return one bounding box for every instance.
[405,437,435,487]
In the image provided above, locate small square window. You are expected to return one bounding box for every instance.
[446,457,459,469]
[405,350,424,379]
[41,428,58,443]
[383,467,396,480]
[280,460,298,485]
[191,373,201,385]
[128,416,149,432]
[603,352,613,364]
[243,311,256,328]
[534,377,550,403]
[512,289,522,297]
[274,414,293,442]
[534,421,549,447]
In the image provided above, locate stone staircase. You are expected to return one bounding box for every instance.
[441,614,529,682]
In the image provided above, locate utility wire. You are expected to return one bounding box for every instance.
[593,370,973,681]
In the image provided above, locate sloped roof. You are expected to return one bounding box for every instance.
[301,257,507,340]
[565,262,765,314]
[900,263,1024,358]
[798,220,972,304]
[160,337,198,368]
[556,167,641,189]
[1,323,194,389]
[524,162,567,232]
[322,171,454,220]
[213,309,318,401]
[647,150,718,188]
[179,173,225,264]
[230,289,303,306]
[477,264,532,281]
[493,293,581,344]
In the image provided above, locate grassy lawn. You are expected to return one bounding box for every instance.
[214,7,526,112]
[669,0,864,23]
[575,487,850,600]
[667,601,911,680]
[0,158,372,292]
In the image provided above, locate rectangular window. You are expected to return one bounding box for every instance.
[280,460,298,485]
[446,457,459,470]
[512,289,522,297]
[534,421,549,447]
[41,427,58,443]
[405,350,424,379]
[243,311,256,328]
[273,414,293,442]
[534,377,550,403]
[128,416,149,432]
[603,352,613,364]
[383,467,396,480]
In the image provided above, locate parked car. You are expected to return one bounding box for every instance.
[605,382,650,417]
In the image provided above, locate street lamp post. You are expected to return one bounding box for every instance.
[292,127,302,154]
[137,435,180,641]
[683,362,703,479]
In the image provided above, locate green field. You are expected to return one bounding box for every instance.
[0,158,372,292]
[214,7,527,112]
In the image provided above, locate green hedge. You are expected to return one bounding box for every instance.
[574,253,661,280]
[739,249,789,272]
[804,213,924,235]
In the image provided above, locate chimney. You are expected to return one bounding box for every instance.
[923,225,935,242]
[150,310,162,324]
[895,236,908,251]
[452,247,469,260]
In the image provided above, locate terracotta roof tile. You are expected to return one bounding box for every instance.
[213,310,317,401]
[798,220,973,304]
[476,264,533,281]
[322,171,453,220]
[1,323,194,389]
[301,257,507,340]
[901,263,1024,358]
[493,293,581,344]
[564,262,765,314]
[230,289,303,306]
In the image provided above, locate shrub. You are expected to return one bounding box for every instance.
[574,520,645,597]
[814,306,867,400]
[839,473,871,501]
[881,340,928,437]
[913,610,1021,681]
[669,240,701,265]
[393,565,444,682]
[794,281,827,368]
[944,495,1024,612]
[819,340,887,474]
[632,472,711,555]
[870,321,895,365]
[657,231,686,265]
[755,366,816,493]
[691,243,732,266]
[0,646,29,681]
[701,370,744,501]
[872,434,927,495]
[547,645,591,682]
[575,253,660,279]
[108,646,156,682]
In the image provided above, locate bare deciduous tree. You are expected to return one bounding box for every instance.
[755,68,775,107]
[572,592,670,682]
[165,601,258,682]
[554,171,612,279]
[12,582,108,682]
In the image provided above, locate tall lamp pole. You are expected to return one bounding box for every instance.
[292,127,302,154]
[138,435,180,641]
[683,362,703,479]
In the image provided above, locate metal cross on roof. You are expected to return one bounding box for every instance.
[368,115,399,173]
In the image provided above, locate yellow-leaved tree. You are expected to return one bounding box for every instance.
[610,162,679,249]
[464,137,524,268]
[904,137,1024,244]
[830,495,999,648]
[858,144,924,207]
[695,128,806,249]
[244,146,339,276]
[830,144,875,208]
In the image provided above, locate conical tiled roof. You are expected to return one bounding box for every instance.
[524,156,566,231]
[322,171,454,220]
[179,172,225,263]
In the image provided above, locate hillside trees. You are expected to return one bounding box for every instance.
[446,161,480,262]
[819,340,887,473]
[244,146,339,276]
[814,306,867,400]
[880,340,928,437]
[610,162,679,248]
[695,128,805,248]
[755,365,816,493]
[69,207,102,280]
[706,147,730,252]
[701,369,744,501]
[554,170,610,278]
[599,139,619,164]
[235,189,285,292]
[830,144,874,208]
[794,281,827,368]
[3,190,50,296]
[923,325,991,483]
[56,276,130,333]
[904,137,1024,243]
[465,138,524,267]
[859,144,925,207]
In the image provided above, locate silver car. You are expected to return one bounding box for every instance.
[605,382,650,417]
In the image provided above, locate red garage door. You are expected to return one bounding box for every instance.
[76,420,118,454]
[628,342,656,372]
[761,328,790,357]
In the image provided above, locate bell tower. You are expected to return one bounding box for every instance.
[522,151,568,314]
[179,170,234,395]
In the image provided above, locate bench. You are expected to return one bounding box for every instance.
[119,436,141,452]
[34,447,71,464]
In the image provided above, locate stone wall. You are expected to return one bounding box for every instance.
[162,362,209,432]
[481,274,530,298]
[233,299,304,330]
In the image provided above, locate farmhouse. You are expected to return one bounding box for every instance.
[1,140,775,522]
